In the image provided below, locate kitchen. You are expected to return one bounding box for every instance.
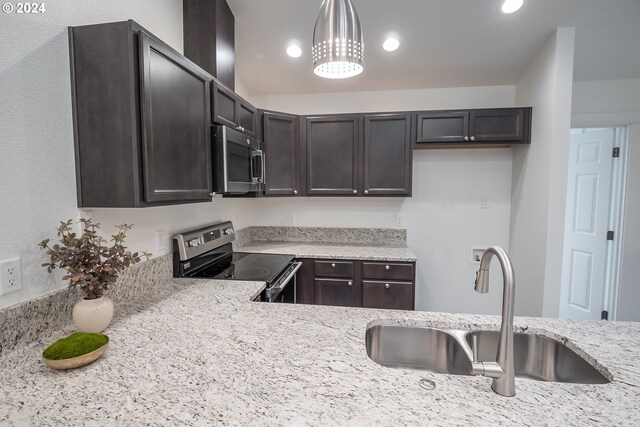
[1,0,640,425]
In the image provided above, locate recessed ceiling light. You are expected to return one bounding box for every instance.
[500,0,524,14]
[383,37,400,52]
[286,44,302,58]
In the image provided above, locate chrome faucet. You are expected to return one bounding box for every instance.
[470,246,516,397]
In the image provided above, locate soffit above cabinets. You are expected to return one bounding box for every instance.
[227,0,640,95]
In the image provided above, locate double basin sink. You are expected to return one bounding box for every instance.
[366,324,610,384]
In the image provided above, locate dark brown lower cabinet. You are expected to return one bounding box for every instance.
[362,281,414,310]
[315,279,355,307]
[296,258,414,310]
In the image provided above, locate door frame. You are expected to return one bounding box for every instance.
[568,116,633,320]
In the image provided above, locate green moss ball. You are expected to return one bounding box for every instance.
[42,332,109,360]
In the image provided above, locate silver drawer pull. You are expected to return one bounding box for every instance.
[348,281,353,286]
[331,263,336,268]
[385,283,390,289]
[385,265,390,270]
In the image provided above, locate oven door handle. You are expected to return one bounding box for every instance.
[268,261,302,301]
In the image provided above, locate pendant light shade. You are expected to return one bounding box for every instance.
[312,0,364,79]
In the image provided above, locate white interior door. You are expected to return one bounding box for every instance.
[559,129,615,320]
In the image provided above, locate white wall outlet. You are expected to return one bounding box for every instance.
[0,257,23,296]
[287,212,296,226]
[155,230,168,253]
[481,195,490,209]
[470,248,487,264]
[395,214,404,228]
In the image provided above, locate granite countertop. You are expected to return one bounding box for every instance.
[1,278,638,426]
[236,241,417,262]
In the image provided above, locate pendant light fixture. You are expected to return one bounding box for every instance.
[312,0,364,79]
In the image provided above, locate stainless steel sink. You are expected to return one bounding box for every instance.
[467,330,610,384]
[365,325,471,375]
[365,324,610,384]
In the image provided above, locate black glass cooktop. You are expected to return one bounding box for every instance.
[196,252,295,284]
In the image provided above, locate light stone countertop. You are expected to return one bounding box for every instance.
[236,241,417,262]
[1,278,639,426]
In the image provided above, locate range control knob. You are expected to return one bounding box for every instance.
[224,228,234,235]
[188,238,202,247]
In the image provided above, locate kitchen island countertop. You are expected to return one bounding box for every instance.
[1,278,638,426]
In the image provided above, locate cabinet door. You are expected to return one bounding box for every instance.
[238,98,257,138]
[416,111,469,144]
[262,111,299,196]
[295,259,315,304]
[363,114,413,196]
[304,115,361,195]
[315,279,354,307]
[212,79,238,128]
[362,280,414,310]
[139,32,213,203]
[469,108,526,143]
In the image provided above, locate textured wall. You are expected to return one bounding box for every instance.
[511,28,575,317]
[0,0,183,309]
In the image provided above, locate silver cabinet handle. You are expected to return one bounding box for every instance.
[331,263,336,268]
[464,136,469,141]
[348,281,353,286]
[385,283,390,289]
[470,136,475,141]
[293,190,298,195]
[385,265,390,270]
[364,190,369,195]
[353,190,358,195]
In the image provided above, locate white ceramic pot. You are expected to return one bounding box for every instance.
[72,296,114,333]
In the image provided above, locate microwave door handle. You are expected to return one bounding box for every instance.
[259,150,265,184]
[251,149,264,184]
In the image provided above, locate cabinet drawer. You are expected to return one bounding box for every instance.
[362,280,413,310]
[362,262,414,281]
[314,260,354,278]
[315,279,354,307]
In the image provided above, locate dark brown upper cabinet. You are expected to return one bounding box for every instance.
[303,115,362,196]
[183,0,235,90]
[69,20,213,208]
[415,107,531,147]
[212,79,257,138]
[469,108,528,143]
[363,113,413,196]
[261,111,300,196]
[416,110,469,144]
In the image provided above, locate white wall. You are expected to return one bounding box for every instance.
[571,79,640,322]
[250,85,516,314]
[0,0,210,309]
[510,28,575,317]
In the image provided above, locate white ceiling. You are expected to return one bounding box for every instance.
[227,0,640,95]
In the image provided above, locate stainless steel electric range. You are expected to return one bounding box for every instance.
[172,222,301,302]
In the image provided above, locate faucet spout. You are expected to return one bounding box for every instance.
[472,246,516,397]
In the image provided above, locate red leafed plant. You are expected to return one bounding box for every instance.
[39,219,151,300]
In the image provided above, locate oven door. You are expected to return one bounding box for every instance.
[221,126,265,193]
[265,262,302,303]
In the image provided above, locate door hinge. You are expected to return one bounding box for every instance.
[601,310,609,320]
[612,147,620,158]
[607,230,614,241]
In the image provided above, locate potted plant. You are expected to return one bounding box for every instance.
[39,219,150,333]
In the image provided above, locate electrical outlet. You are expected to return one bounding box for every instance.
[155,230,167,253]
[0,257,23,296]
[395,214,403,228]
[470,248,487,264]
[287,212,296,226]
[481,195,490,209]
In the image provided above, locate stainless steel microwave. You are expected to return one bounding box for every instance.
[212,125,265,194]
